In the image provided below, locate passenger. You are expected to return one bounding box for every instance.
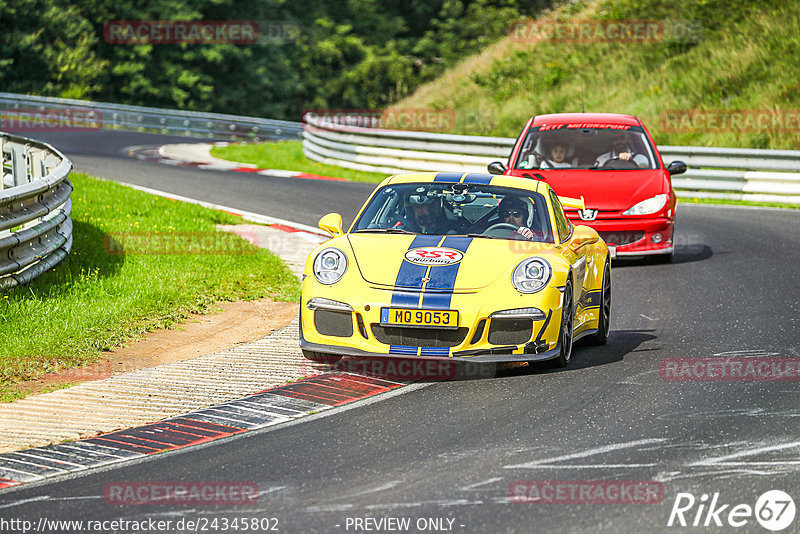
[542,142,572,169]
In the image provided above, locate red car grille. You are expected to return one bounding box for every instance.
[598,231,645,246]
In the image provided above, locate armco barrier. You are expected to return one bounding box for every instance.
[1,131,73,289]
[0,92,302,142]
[303,115,800,204]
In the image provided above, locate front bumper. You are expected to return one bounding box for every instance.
[566,216,674,256]
[300,282,571,362]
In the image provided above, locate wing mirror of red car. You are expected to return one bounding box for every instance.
[667,160,687,175]
[488,161,507,175]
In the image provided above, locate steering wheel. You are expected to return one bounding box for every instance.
[602,156,638,170]
[483,223,519,237]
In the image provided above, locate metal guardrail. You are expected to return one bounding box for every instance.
[303,115,800,204]
[1,132,73,289]
[0,92,303,142]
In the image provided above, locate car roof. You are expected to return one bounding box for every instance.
[531,112,641,127]
[384,172,548,195]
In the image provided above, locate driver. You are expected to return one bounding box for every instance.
[395,187,450,234]
[594,131,648,167]
[497,196,537,240]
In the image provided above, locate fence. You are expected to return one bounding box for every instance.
[1,132,73,289]
[303,115,800,204]
[0,92,303,142]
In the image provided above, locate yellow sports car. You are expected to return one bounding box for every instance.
[300,172,610,368]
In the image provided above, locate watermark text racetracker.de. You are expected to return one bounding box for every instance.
[104,231,258,255]
[509,19,702,43]
[305,108,456,132]
[104,20,301,45]
[303,357,497,381]
[509,480,663,504]
[660,109,800,133]
[661,357,800,381]
[0,107,101,131]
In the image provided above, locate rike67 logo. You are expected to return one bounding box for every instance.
[668,490,796,531]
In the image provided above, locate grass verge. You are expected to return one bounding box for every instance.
[0,173,300,402]
[678,197,800,210]
[394,0,800,150]
[210,140,389,183]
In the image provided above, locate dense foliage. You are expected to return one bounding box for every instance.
[0,0,553,120]
[396,0,800,148]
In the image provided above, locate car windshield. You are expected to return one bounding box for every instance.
[352,183,554,243]
[513,124,658,170]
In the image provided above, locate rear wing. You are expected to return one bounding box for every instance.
[558,195,585,211]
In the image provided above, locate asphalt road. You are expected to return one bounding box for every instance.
[2,131,800,533]
[26,130,375,228]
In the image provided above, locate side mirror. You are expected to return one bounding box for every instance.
[570,225,600,248]
[667,160,687,176]
[318,213,343,237]
[487,161,507,175]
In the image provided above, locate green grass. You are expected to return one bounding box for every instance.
[0,173,300,402]
[394,0,800,150]
[678,197,800,210]
[210,140,389,183]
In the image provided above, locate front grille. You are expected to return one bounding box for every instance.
[488,318,533,345]
[371,325,468,347]
[599,231,645,246]
[314,310,353,337]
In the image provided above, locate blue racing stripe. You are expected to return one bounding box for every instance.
[391,235,440,308]
[390,345,418,355]
[420,236,473,310]
[433,172,465,182]
[462,173,493,185]
[420,347,450,357]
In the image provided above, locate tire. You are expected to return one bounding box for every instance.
[552,278,574,368]
[301,349,342,364]
[590,260,611,345]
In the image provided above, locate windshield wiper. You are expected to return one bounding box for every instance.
[465,233,505,240]
[353,228,415,234]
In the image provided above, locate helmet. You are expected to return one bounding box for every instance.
[405,186,442,228]
[498,196,534,226]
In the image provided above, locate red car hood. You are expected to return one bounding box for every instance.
[508,169,668,211]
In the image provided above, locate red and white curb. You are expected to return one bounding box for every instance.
[127,143,347,182]
[0,373,403,490]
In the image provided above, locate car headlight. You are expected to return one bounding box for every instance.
[313,247,348,285]
[512,258,551,294]
[622,194,667,216]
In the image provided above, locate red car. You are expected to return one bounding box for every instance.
[489,113,686,261]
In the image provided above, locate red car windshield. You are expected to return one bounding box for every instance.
[514,124,658,170]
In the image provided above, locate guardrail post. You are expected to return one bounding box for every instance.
[30,149,44,181]
[11,146,26,187]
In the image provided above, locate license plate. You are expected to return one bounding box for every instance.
[607,245,617,258]
[381,308,459,329]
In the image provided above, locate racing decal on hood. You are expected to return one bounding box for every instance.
[420,236,473,310]
[404,247,463,266]
[391,235,442,308]
[390,236,473,311]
